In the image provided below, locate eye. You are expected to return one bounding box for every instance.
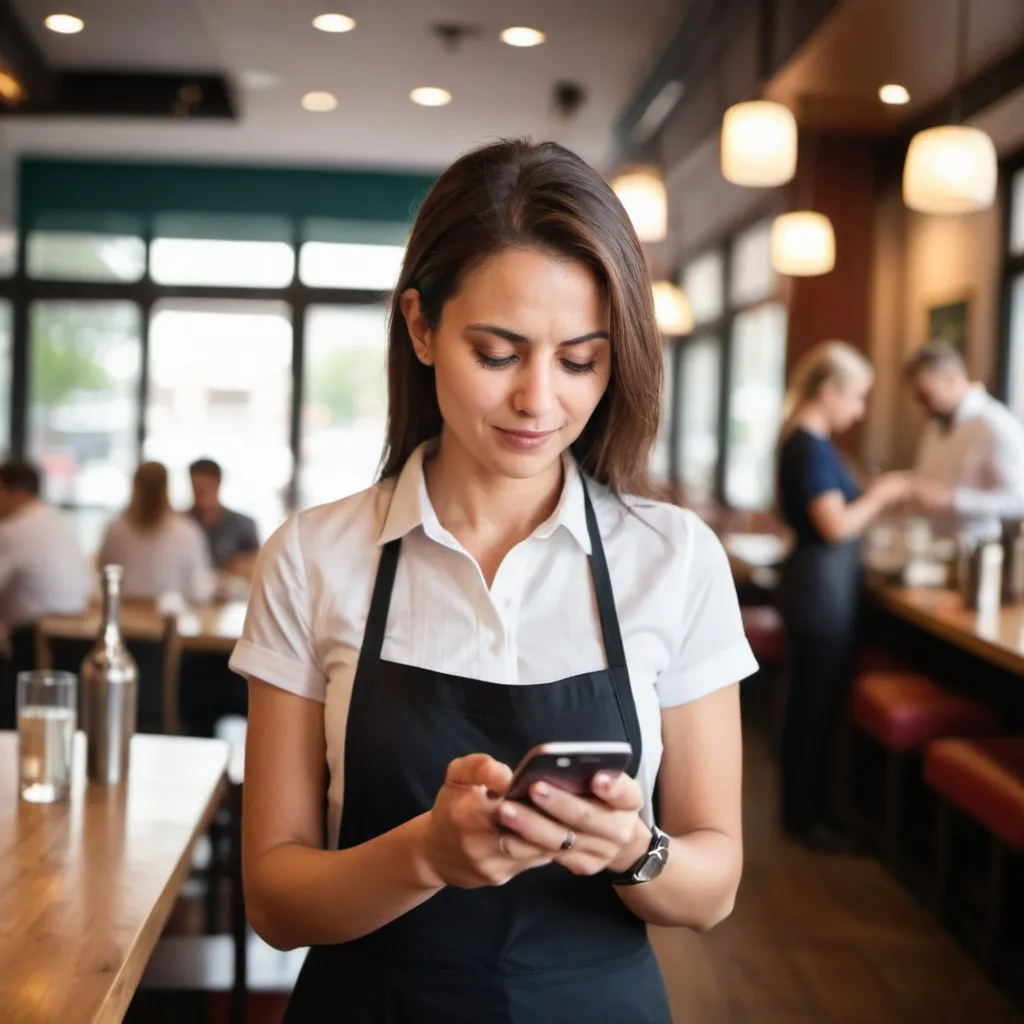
[475,351,518,370]
[561,358,597,376]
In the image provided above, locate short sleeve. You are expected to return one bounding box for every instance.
[228,514,327,702]
[655,516,759,709]
[239,514,261,552]
[795,437,843,504]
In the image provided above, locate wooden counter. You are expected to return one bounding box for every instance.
[0,733,230,1024]
[38,600,247,657]
[870,584,1024,676]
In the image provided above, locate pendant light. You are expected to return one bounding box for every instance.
[770,212,835,276]
[611,166,667,242]
[651,281,694,336]
[903,0,997,214]
[721,100,798,187]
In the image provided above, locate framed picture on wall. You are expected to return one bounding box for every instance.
[926,295,971,353]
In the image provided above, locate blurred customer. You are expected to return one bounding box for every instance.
[0,459,93,638]
[188,457,260,578]
[99,461,214,604]
[776,342,910,851]
[906,343,1024,540]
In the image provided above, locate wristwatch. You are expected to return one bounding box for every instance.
[605,824,670,886]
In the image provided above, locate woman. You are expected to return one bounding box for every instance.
[229,139,758,1024]
[99,461,214,604]
[776,342,909,851]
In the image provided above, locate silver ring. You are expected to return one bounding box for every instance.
[560,829,576,851]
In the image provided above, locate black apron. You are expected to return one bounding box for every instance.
[283,482,671,1024]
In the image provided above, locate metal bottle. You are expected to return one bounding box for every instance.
[80,564,138,784]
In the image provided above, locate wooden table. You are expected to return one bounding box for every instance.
[38,601,247,656]
[0,732,229,1024]
[870,584,1024,676]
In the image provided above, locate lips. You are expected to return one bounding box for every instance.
[494,427,558,450]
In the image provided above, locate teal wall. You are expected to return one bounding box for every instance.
[17,158,438,240]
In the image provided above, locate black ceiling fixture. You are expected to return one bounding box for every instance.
[0,0,236,120]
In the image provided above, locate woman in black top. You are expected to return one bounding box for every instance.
[776,342,910,850]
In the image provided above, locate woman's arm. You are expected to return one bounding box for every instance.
[612,683,743,931]
[808,472,909,544]
[243,679,557,951]
[243,679,444,950]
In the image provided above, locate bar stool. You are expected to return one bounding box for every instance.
[925,737,1024,971]
[846,670,998,869]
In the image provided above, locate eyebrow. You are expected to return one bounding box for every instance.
[465,323,609,347]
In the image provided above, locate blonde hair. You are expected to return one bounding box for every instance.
[783,340,874,422]
[125,461,172,531]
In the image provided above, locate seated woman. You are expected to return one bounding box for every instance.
[99,461,214,605]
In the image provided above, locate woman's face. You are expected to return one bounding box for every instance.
[821,374,871,433]
[401,247,612,480]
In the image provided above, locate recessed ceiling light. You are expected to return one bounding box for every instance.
[44,13,84,34]
[411,86,451,107]
[313,13,356,33]
[879,84,910,105]
[500,26,545,47]
[302,91,337,112]
[240,70,281,90]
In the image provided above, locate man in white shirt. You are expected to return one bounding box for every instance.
[905,344,1024,540]
[0,460,94,638]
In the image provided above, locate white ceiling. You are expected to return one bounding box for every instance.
[3,0,681,173]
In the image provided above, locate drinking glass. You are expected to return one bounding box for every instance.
[17,670,77,803]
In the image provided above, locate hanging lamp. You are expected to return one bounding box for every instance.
[611,166,667,242]
[651,280,694,336]
[770,211,835,276]
[721,100,798,187]
[903,0,996,214]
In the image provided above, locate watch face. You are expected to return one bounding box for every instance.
[636,831,670,881]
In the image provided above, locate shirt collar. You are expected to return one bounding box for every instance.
[377,441,592,554]
[954,383,987,422]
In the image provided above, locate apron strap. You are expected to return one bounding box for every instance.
[356,538,401,672]
[581,480,643,775]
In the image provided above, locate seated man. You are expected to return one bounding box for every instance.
[188,458,260,578]
[905,344,1024,541]
[0,460,94,725]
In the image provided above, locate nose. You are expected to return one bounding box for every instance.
[511,354,556,421]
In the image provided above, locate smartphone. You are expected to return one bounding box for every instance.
[504,741,633,802]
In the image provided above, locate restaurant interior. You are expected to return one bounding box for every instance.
[2,0,1024,1021]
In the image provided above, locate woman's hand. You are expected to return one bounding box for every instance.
[497,771,650,876]
[422,754,556,889]
[868,470,914,507]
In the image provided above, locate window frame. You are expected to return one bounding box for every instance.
[998,152,1024,411]
[0,224,392,517]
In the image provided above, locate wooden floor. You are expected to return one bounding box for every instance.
[141,719,1023,1024]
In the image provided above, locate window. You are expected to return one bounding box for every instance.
[0,227,15,278]
[676,337,720,502]
[651,344,675,483]
[729,220,775,307]
[299,304,389,508]
[149,238,296,288]
[724,303,787,509]
[27,301,143,551]
[0,300,10,452]
[1011,168,1024,257]
[299,243,405,290]
[1008,275,1024,421]
[683,252,725,326]
[144,300,294,543]
[26,231,146,282]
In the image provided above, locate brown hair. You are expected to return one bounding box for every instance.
[126,461,172,530]
[903,342,965,379]
[379,138,662,496]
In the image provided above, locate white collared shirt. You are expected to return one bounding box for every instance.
[915,384,1024,539]
[230,444,757,841]
[0,501,94,634]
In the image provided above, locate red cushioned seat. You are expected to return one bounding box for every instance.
[926,738,1024,850]
[741,605,785,663]
[849,671,998,752]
